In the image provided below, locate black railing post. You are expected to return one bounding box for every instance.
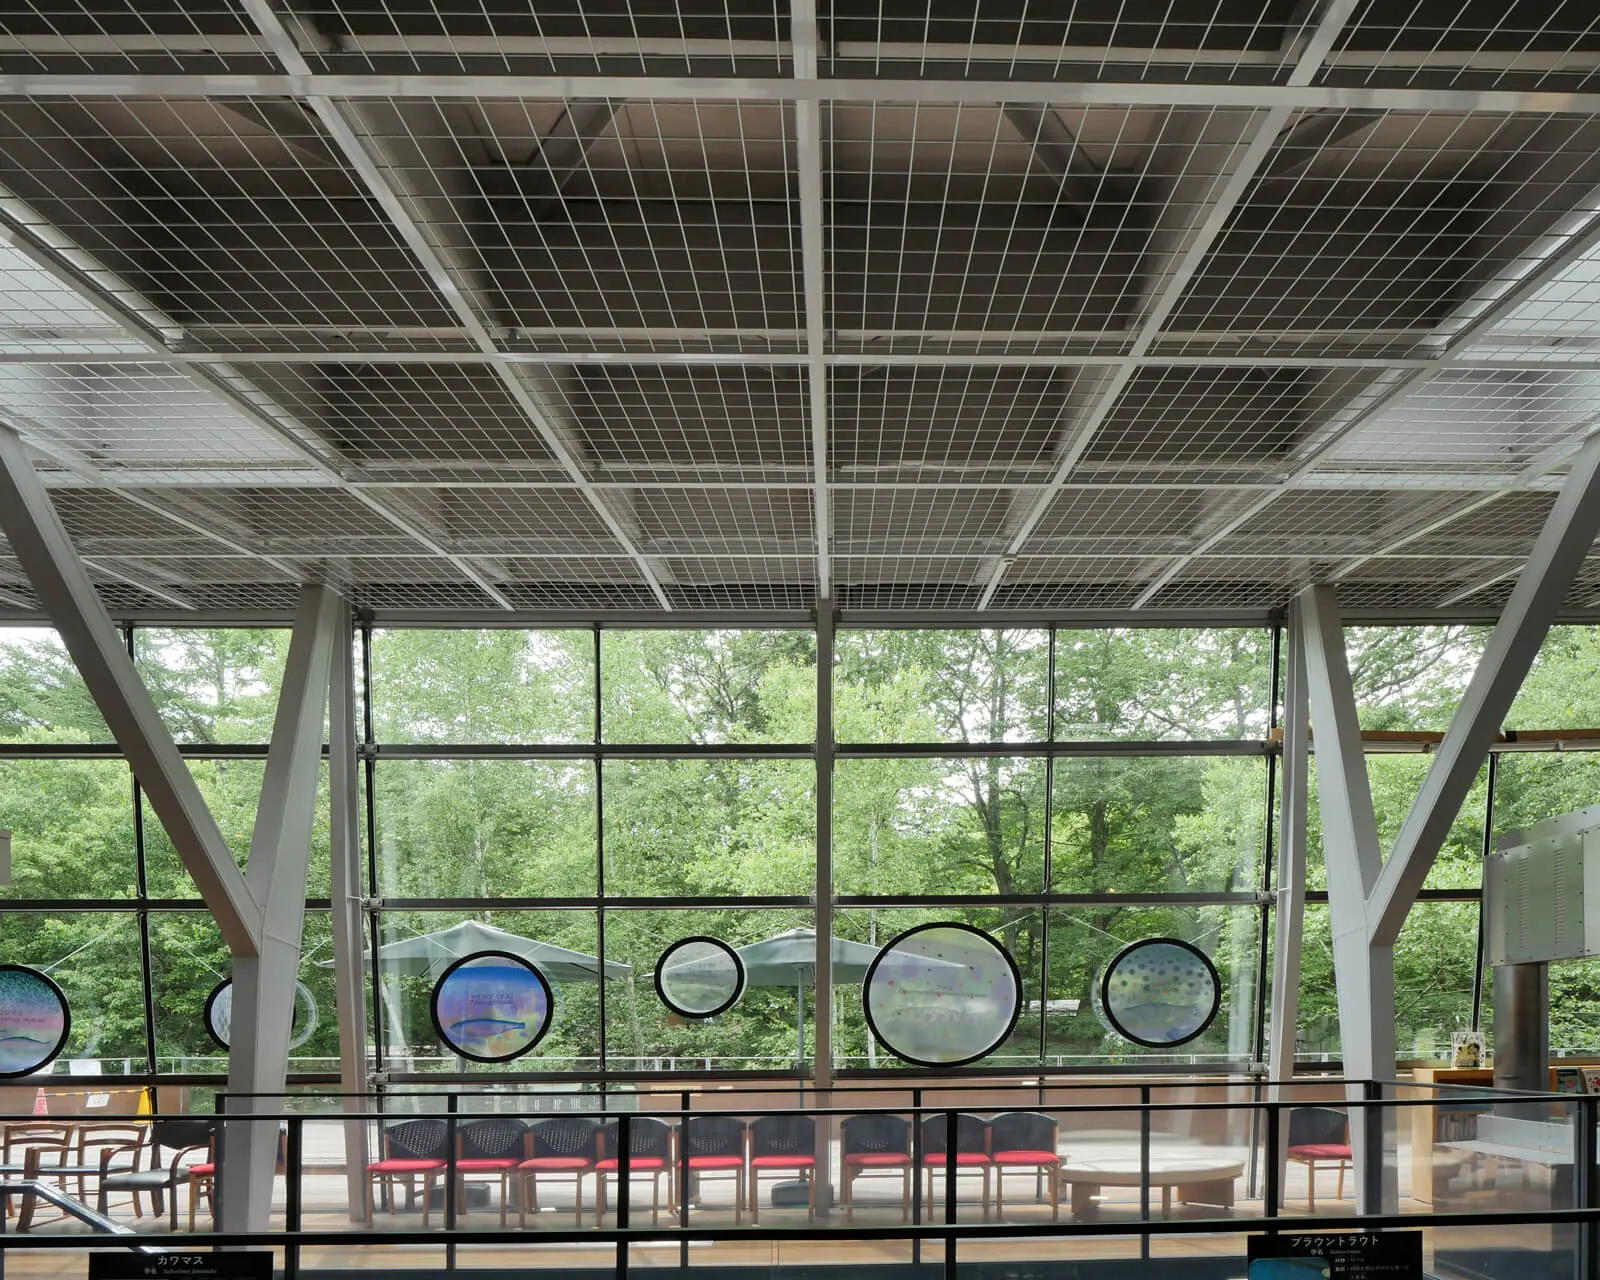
[944,1108,958,1280]
[1139,1087,1152,1259]
[679,1092,691,1271]
[1361,1080,1384,1217]
[1577,1093,1598,1280]
[445,1094,458,1272]
[1264,1101,1281,1228]
[617,1113,631,1280]
[285,1115,303,1280]
[910,1091,923,1266]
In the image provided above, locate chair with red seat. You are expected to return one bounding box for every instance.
[595,1116,675,1225]
[366,1119,450,1227]
[454,1117,526,1226]
[988,1111,1061,1220]
[1287,1107,1352,1212]
[920,1113,992,1221]
[518,1116,598,1227]
[841,1114,912,1223]
[683,1115,748,1224]
[748,1115,817,1223]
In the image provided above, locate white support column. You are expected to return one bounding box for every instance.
[1268,605,1310,1093]
[1368,430,1600,946]
[0,426,261,954]
[220,584,343,1233]
[1297,584,1396,1213]
[327,607,371,1222]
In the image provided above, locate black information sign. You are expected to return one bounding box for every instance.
[89,1253,273,1280]
[1248,1231,1423,1280]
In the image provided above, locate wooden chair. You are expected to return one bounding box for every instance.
[988,1112,1061,1220]
[1287,1107,1352,1212]
[682,1116,748,1224]
[454,1117,526,1227]
[594,1117,675,1225]
[841,1114,912,1223]
[748,1115,816,1223]
[2,1122,71,1225]
[366,1119,450,1227]
[517,1116,598,1227]
[98,1117,214,1229]
[920,1113,992,1221]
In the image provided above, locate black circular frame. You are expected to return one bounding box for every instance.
[654,936,746,1020]
[861,921,1022,1070]
[202,978,318,1051]
[1099,936,1221,1050]
[429,950,555,1064]
[0,964,71,1080]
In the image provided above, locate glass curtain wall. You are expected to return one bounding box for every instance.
[7,617,1600,1080]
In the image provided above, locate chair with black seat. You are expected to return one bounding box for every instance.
[594,1116,675,1225]
[1287,1107,1352,1212]
[518,1115,598,1227]
[454,1117,525,1226]
[682,1115,748,1224]
[366,1118,450,1227]
[988,1112,1061,1220]
[920,1113,992,1221]
[748,1115,816,1223]
[97,1117,215,1231]
[841,1114,912,1224]
[73,1123,147,1206]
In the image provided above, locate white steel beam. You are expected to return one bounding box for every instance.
[975,0,1359,607]
[1296,583,1396,1214]
[1137,177,1600,606]
[1368,430,1600,946]
[0,196,517,608]
[327,605,371,1222]
[221,582,343,1233]
[8,74,1600,115]
[0,424,261,953]
[238,0,672,610]
[791,0,831,599]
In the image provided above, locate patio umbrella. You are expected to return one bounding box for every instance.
[661,926,880,1064]
[333,919,633,982]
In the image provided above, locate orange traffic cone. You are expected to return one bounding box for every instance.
[31,1088,47,1116]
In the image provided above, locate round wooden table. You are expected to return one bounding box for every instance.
[1057,1149,1246,1220]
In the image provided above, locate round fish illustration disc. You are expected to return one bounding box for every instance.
[430,951,554,1063]
[862,922,1021,1069]
[1100,938,1220,1048]
[0,966,70,1078]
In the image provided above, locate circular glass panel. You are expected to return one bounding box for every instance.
[655,937,745,1019]
[429,951,553,1063]
[1100,938,1220,1049]
[0,966,70,1078]
[862,923,1021,1068]
[203,980,320,1051]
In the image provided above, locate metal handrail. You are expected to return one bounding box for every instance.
[0,1179,160,1250]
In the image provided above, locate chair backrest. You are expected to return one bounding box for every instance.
[1287,1106,1348,1147]
[150,1117,215,1158]
[683,1115,746,1158]
[920,1112,988,1156]
[383,1118,450,1162]
[528,1116,599,1161]
[459,1117,526,1161]
[987,1111,1057,1155]
[750,1114,815,1158]
[598,1116,673,1162]
[841,1113,910,1156]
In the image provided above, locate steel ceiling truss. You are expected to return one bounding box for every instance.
[0,4,1597,617]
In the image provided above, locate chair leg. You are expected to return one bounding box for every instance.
[807,1171,815,1224]
[982,1167,991,1223]
[421,1172,434,1229]
[1337,1162,1347,1201]
[575,1171,584,1227]
[995,1168,1004,1220]
[367,1173,376,1227]
[187,1177,197,1232]
[845,1169,854,1224]
[1049,1166,1059,1221]
[652,1173,661,1225]
[750,1168,760,1225]
[1307,1164,1316,1214]
[901,1169,910,1224]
